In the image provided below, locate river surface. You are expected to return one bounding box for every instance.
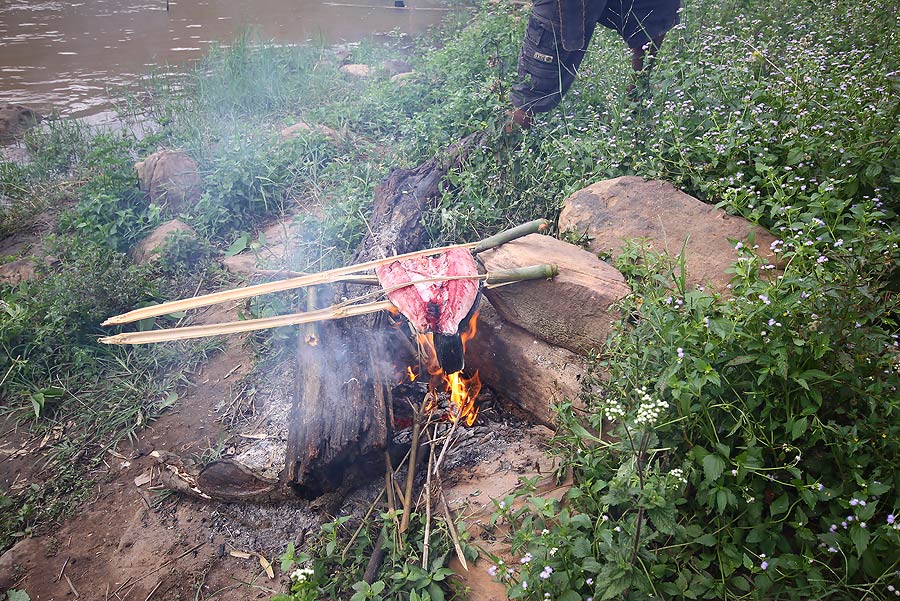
[0,0,453,118]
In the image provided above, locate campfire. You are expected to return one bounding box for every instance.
[413,311,482,427]
[97,219,558,572]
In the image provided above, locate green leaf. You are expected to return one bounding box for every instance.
[224,233,250,257]
[694,533,717,546]
[868,480,890,496]
[770,494,790,517]
[280,541,295,572]
[850,526,870,557]
[427,582,444,601]
[6,592,31,601]
[703,453,726,482]
[572,536,593,558]
[559,592,581,601]
[581,557,603,573]
[725,355,756,367]
[648,507,678,535]
[30,392,45,420]
[716,489,729,514]
[791,417,808,440]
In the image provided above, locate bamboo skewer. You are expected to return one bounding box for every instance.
[99,300,394,345]
[102,219,548,326]
[99,264,558,345]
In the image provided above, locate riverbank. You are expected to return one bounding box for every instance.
[2,0,899,598]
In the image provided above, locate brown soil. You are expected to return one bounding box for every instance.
[0,335,295,600]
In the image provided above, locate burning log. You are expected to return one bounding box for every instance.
[281,132,537,497]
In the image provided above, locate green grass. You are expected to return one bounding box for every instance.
[1,0,898,596]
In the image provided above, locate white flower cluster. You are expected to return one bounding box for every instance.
[669,468,688,485]
[633,387,668,426]
[601,396,627,420]
[290,567,314,583]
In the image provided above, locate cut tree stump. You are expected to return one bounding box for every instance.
[283,132,487,497]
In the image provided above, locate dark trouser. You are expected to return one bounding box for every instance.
[510,0,680,114]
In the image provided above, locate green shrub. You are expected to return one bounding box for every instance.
[489,194,899,598]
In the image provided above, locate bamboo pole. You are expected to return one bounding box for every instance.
[99,265,558,345]
[99,300,394,345]
[101,219,548,326]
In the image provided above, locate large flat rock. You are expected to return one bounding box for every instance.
[559,176,777,291]
[467,304,586,427]
[477,234,630,356]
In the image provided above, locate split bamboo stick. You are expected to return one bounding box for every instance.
[101,219,548,326]
[99,300,394,345]
[99,264,558,345]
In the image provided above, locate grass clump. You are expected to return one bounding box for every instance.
[1,0,898,596]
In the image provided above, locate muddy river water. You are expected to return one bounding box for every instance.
[0,0,454,118]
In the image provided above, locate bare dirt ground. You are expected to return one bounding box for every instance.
[0,336,294,600]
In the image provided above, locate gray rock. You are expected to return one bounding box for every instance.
[279,121,337,141]
[339,63,372,78]
[134,150,202,213]
[0,105,42,142]
[131,219,197,264]
[467,303,586,427]
[381,59,413,76]
[0,258,37,286]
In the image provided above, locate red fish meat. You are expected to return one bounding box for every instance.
[375,248,480,336]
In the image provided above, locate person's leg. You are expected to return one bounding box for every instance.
[508,0,602,129]
[509,20,592,124]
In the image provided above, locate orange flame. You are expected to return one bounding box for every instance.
[407,366,417,382]
[415,312,481,426]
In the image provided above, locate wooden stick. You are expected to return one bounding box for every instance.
[435,472,468,571]
[473,219,549,253]
[422,426,435,569]
[432,416,460,476]
[255,269,380,286]
[144,581,162,601]
[65,573,80,598]
[100,300,393,345]
[341,487,386,561]
[99,264,557,345]
[101,220,548,326]
[362,532,385,584]
[399,405,421,536]
[56,556,69,582]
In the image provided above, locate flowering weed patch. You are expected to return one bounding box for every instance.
[489,208,898,598]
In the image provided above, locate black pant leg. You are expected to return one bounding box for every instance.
[510,15,597,113]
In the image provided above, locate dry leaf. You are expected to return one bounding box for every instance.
[258,554,275,579]
[133,472,152,487]
[229,550,252,559]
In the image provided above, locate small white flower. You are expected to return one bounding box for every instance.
[290,567,314,583]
